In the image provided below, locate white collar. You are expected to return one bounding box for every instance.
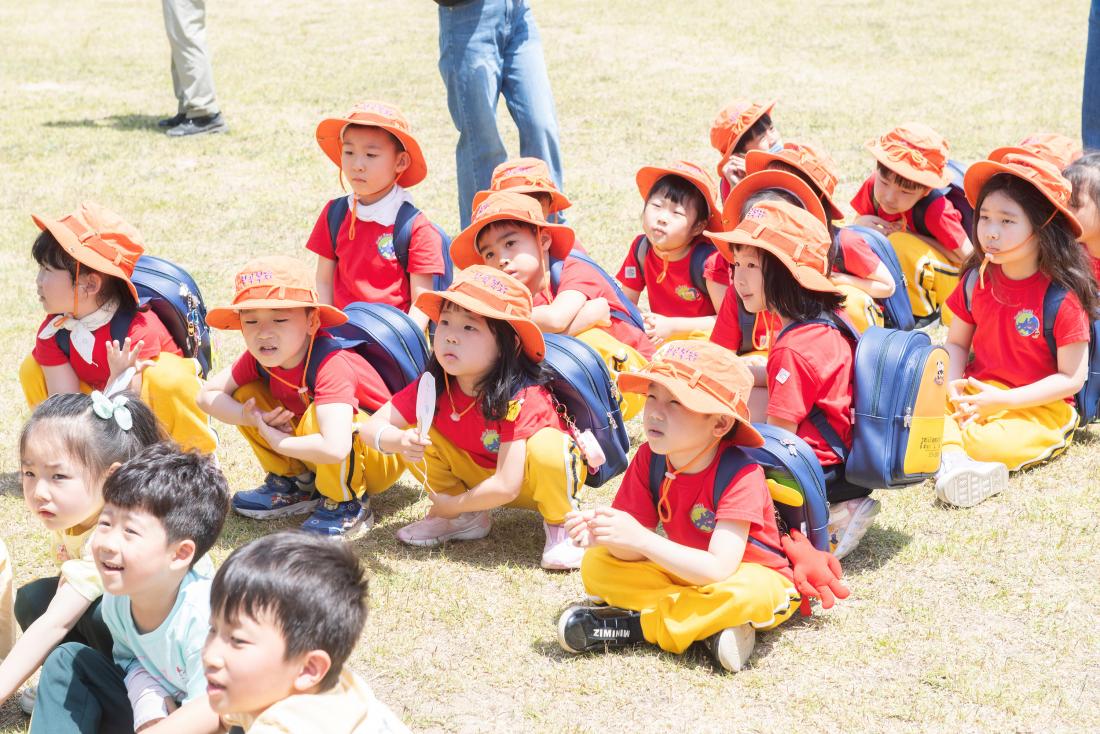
[353,185,413,227]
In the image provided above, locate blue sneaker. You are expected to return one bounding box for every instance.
[301,498,374,539]
[232,473,319,519]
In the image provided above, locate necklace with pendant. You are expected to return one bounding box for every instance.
[444,373,478,422]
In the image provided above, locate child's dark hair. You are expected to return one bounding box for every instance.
[646,175,709,228]
[210,530,367,691]
[875,162,926,193]
[741,190,840,259]
[102,443,229,566]
[732,114,773,155]
[967,173,1099,315]
[32,230,138,310]
[475,219,540,254]
[736,245,846,320]
[429,303,550,421]
[345,123,405,153]
[1065,152,1100,214]
[19,392,164,481]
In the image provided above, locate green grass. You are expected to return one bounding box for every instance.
[1,0,1098,731]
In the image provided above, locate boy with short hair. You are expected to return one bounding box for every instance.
[204,530,408,733]
[197,255,404,538]
[308,101,445,330]
[30,443,229,734]
[851,123,973,323]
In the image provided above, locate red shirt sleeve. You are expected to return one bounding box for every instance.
[849,176,876,216]
[388,381,417,426]
[305,202,338,261]
[714,464,770,532]
[1054,290,1091,346]
[766,346,819,426]
[230,352,262,388]
[944,272,973,324]
[31,316,68,366]
[610,445,659,530]
[127,311,180,359]
[406,213,445,275]
[836,230,880,279]
[710,288,744,352]
[497,386,560,444]
[312,352,364,408]
[704,252,731,286]
[921,197,968,251]
[615,236,646,291]
[557,259,608,301]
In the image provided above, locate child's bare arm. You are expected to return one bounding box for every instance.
[0,581,91,700]
[562,297,610,335]
[196,369,249,426]
[361,402,429,464]
[253,402,354,465]
[408,273,434,331]
[705,279,728,312]
[644,314,717,344]
[143,695,222,734]
[41,362,81,396]
[427,438,526,517]
[531,290,587,334]
[315,257,336,306]
[619,285,642,306]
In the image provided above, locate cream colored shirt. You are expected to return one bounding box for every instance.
[49,522,102,601]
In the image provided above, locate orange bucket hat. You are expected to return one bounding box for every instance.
[706,199,839,294]
[746,142,844,221]
[710,99,776,179]
[865,123,951,189]
[990,133,1083,171]
[31,202,145,303]
[450,190,575,270]
[964,152,1083,238]
[618,339,763,448]
[206,255,348,330]
[721,168,828,231]
[636,160,724,232]
[416,265,545,362]
[316,101,427,188]
[470,157,571,214]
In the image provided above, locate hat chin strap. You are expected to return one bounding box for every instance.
[977,209,1057,289]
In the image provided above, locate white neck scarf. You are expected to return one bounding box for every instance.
[38,298,120,364]
[353,184,413,227]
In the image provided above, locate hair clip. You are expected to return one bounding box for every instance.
[91,390,133,431]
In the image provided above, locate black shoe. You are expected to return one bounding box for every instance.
[557,605,644,654]
[166,112,228,137]
[157,113,186,129]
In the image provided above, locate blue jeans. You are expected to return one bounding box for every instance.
[438,0,563,227]
[1086,0,1100,149]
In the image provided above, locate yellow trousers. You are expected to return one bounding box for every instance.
[837,284,884,333]
[234,382,406,503]
[20,353,216,453]
[943,381,1078,471]
[0,539,14,659]
[574,328,647,420]
[409,427,586,525]
[580,546,799,654]
[888,232,959,324]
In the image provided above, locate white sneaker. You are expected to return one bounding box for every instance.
[829,496,881,560]
[540,522,584,570]
[704,624,756,672]
[935,453,1008,507]
[395,511,491,547]
[18,686,35,715]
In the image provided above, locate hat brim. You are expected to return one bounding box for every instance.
[31,214,140,303]
[616,370,764,448]
[715,100,777,180]
[636,167,723,233]
[705,227,842,294]
[471,187,571,215]
[963,160,1083,238]
[744,150,845,222]
[415,289,546,363]
[449,210,574,270]
[206,301,348,331]
[721,170,829,235]
[316,118,427,188]
[866,143,950,189]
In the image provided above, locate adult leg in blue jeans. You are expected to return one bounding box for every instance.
[30,642,133,734]
[1085,0,1100,149]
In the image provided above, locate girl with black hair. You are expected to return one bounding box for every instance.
[361,266,587,570]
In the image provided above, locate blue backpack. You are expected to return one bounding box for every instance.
[835,225,916,331]
[542,333,630,488]
[325,196,454,292]
[53,254,212,378]
[549,249,647,331]
[629,234,715,301]
[911,159,974,242]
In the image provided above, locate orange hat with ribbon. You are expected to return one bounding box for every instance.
[416,265,545,362]
[470,157,571,214]
[865,123,951,189]
[316,101,426,188]
[636,160,724,232]
[706,199,839,294]
[31,202,145,303]
[964,152,1082,237]
[721,168,829,231]
[990,133,1083,171]
[450,190,575,270]
[207,255,348,331]
[710,99,776,178]
[745,142,845,221]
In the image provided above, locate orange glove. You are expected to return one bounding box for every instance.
[779,528,850,616]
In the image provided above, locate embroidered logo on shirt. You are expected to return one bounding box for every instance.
[775,368,791,384]
[624,266,637,279]
[690,503,716,533]
[1014,309,1040,338]
[481,429,501,453]
[675,284,702,302]
[376,232,397,261]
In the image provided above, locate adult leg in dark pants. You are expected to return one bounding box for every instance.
[29,642,133,734]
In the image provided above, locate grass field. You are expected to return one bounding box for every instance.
[1,1,1098,731]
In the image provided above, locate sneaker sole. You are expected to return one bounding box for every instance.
[557,605,587,654]
[303,510,375,541]
[233,498,320,520]
[540,551,584,571]
[166,123,228,137]
[398,521,491,547]
[711,625,756,672]
[937,463,1008,508]
[834,499,881,560]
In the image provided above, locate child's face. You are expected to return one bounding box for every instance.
[92,504,185,596]
[732,246,766,314]
[976,190,1039,267]
[239,308,313,370]
[1070,190,1100,250]
[21,425,101,532]
[35,265,77,314]
[204,609,306,718]
[433,304,501,383]
[641,194,705,255]
[340,126,410,201]
[872,167,931,215]
[475,222,550,290]
[642,382,726,456]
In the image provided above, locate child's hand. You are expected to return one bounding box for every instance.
[855,215,901,236]
[721,154,747,187]
[644,313,674,344]
[106,338,154,379]
[426,490,461,519]
[393,428,431,463]
[587,506,648,553]
[950,377,1010,424]
[565,509,596,548]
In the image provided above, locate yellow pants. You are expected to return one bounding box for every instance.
[943,381,1078,471]
[837,284,884,333]
[20,353,216,453]
[580,546,799,654]
[0,539,14,659]
[888,232,959,324]
[409,427,586,525]
[574,328,647,420]
[234,382,406,503]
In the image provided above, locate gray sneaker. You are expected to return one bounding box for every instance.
[18,686,35,715]
[166,112,228,137]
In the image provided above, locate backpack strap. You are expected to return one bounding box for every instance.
[55,308,137,360]
[391,201,420,273]
[1042,282,1069,363]
[689,241,716,295]
[909,189,945,239]
[326,196,351,250]
[960,268,979,316]
[736,296,757,354]
[254,333,344,399]
[631,235,650,282]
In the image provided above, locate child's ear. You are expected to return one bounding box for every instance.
[690,218,707,237]
[293,650,332,693]
[394,151,411,176]
[712,414,736,438]
[917,186,932,198]
[104,461,123,478]
[168,538,197,570]
[306,308,322,335]
[538,228,553,253]
[80,271,103,297]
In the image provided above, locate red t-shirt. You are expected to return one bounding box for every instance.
[390,379,564,469]
[230,346,390,417]
[946,265,1090,395]
[612,443,792,581]
[704,255,732,287]
[850,176,969,252]
[536,257,655,359]
[766,320,854,467]
[835,228,882,279]
[32,311,181,390]
[305,199,445,311]
[710,290,782,354]
[616,235,721,318]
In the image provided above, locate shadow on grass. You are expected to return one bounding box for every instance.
[0,473,21,498]
[840,524,912,575]
[42,114,164,132]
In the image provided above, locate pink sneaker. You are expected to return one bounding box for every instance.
[541,522,584,570]
[395,511,491,547]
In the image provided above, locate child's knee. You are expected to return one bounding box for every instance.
[143,355,201,396]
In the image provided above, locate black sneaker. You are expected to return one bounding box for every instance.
[702,624,756,672]
[157,113,186,129]
[166,112,228,137]
[557,605,644,654]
